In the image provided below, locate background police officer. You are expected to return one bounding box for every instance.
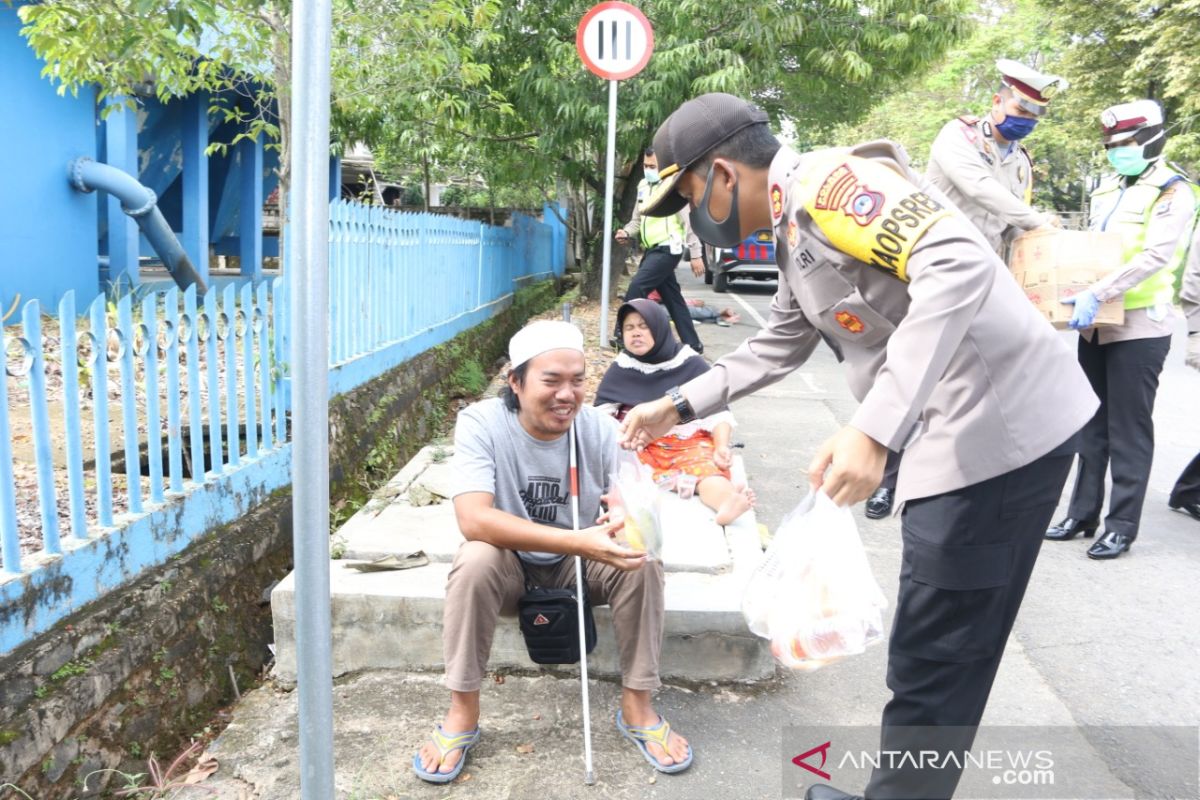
[618,93,1097,800]
[1168,225,1200,520]
[1046,100,1199,560]
[926,59,1065,255]
[865,61,1066,520]
[616,148,706,353]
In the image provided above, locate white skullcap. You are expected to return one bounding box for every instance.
[508,320,584,369]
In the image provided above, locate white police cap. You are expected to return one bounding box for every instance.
[996,59,1068,116]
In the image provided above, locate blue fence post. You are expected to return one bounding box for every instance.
[273,276,287,443]
[58,292,88,539]
[22,301,61,553]
[257,282,273,451]
[0,327,22,572]
[241,282,258,459]
[183,286,206,484]
[203,288,224,475]
[116,294,143,515]
[222,284,240,467]
[88,294,114,527]
[163,288,185,494]
[141,293,165,505]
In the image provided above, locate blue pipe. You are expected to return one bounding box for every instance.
[68,157,209,296]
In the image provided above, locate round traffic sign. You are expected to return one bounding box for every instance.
[576,2,654,81]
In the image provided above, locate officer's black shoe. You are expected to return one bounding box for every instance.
[804,785,864,800]
[1044,517,1099,541]
[1086,530,1134,560]
[692,342,704,355]
[864,488,893,520]
[1168,500,1200,522]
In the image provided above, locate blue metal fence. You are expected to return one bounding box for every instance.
[0,202,566,655]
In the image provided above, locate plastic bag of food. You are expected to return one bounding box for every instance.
[742,491,887,670]
[607,456,664,561]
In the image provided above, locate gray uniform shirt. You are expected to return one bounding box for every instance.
[452,399,618,565]
[681,141,1098,505]
[926,116,1052,254]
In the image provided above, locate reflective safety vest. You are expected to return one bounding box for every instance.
[636,179,685,248]
[1088,161,1200,310]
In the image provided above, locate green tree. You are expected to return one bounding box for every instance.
[376,0,973,297]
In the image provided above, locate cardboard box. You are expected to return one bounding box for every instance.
[1008,228,1125,329]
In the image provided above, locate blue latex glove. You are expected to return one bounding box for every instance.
[1065,290,1100,330]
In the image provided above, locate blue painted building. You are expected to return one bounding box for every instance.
[0,5,335,314]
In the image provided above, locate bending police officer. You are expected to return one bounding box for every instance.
[619,93,1097,800]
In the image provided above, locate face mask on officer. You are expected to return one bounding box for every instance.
[1107,144,1151,177]
[644,167,661,185]
[994,115,1037,141]
[689,161,744,248]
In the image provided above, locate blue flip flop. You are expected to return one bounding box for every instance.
[412,725,481,784]
[615,709,694,774]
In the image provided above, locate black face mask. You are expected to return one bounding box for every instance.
[690,162,743,248]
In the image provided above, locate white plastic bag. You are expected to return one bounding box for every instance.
[742,491,888,670]
[607,455,664,561]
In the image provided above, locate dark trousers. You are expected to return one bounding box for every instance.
[1170,453,1200,505]
[879,450,902,491]
[864,439,1076,800]
[624,246,701,350]
[1066,334,1171,537]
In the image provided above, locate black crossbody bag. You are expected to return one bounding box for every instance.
[515,426,597,665]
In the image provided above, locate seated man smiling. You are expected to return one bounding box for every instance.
[413,320,693,783]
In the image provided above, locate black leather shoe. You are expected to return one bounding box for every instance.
[1045,517,1099,541]
[805,785,863,800]
[1169,500,1200,522]
[1087,530,1133,560]
[865,487,893,520]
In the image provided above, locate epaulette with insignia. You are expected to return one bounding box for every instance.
[957,115,980,126]
[797,153,953,282]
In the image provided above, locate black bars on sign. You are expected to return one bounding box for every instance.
[595,17,636,62]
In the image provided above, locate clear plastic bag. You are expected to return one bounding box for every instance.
[607,455,664,561]
[742,491,888,670]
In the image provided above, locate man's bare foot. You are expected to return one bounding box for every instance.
[715,484,756,525]
[620,697,691,769]
[417,696,479,776]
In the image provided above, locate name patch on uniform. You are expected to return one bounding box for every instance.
[771,184,784,219]
[799,154,953,282]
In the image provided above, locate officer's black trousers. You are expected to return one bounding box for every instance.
[864,439,1076,800]
[1169,453,1200,506]
[623,246,701,351]
[1066,333,1171,537]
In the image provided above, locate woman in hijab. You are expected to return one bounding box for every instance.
[595,298,755,525]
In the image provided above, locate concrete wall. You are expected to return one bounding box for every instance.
[0,279,560,799]
[0,5,99,311]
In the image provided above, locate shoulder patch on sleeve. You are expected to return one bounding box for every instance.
[798,154,953,282]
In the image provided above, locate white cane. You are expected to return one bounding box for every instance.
[569,420,596,784]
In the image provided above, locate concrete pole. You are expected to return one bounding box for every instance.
[290,0,335,796]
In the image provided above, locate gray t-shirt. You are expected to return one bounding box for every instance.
[452,398,619,565]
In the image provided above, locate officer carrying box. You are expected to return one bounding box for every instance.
[618,93,1098,800]
[1045,100,1200,560]
[926,59,1066,254]
[862,60,1070,522]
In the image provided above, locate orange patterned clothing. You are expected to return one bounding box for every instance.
[638,429,731,483]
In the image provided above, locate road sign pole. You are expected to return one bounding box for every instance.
[599,78,618,345]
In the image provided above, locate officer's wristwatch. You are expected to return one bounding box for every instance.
[667,386,696,424]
